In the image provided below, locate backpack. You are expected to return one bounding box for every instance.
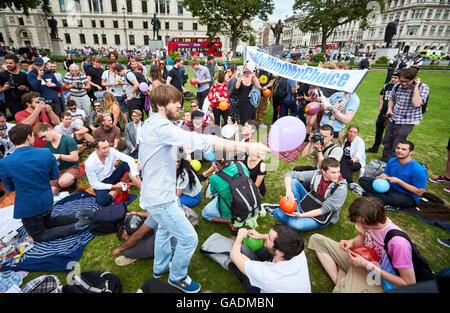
[359,159,386,178]
[20,275,61,293]
[384,229,435,283]
[62,271,122,293]
[393,83,429,114]
[215,162,261,224]
[90,202,128,236]
[124,70,148,95]
[274,78,289,99]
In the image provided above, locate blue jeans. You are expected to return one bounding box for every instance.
[201,197,221,221]
[145,200,198,282]
[180,191,202,208]
[279,95,297,118]
[272,179,330,232]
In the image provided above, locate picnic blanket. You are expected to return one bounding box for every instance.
[0,191,137,273]
[401,207,450,231]
[261,136,307,163]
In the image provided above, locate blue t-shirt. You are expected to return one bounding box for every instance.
[320,92,360,132]
[384,157,427,204]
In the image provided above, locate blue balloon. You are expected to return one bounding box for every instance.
[205,151,215,162]
[372,178,390,193]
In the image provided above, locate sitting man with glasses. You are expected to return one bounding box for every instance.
[66,99,87,126]
[93,113,121,150]
[88,100,106,132]
[380,67,429,162]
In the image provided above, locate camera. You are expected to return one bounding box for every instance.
[310,131,324,145]
[8,76,17,89]
[77,81,84,89]
[0,125,7,131]
[38,97,52,105]
[43,67,51,75]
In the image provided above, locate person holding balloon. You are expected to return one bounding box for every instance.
[190,59,212,109]
[207,70,230,127]
[176,158,203,208]
[358,141,427,211]
[308,197,418,293]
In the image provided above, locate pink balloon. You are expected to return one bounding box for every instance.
[139,82,149,92]
[268,116,306,152]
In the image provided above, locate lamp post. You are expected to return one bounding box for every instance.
[122,6,129,51]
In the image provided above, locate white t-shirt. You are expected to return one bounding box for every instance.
[244,251,311,293]
[54,122,78,136]
[68,109,87,120]
[176,169,202,197]
[101,70,124,97]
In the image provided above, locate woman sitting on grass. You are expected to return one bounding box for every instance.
[176,158,203,208]
[103,91,122,128]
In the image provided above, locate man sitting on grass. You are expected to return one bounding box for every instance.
[229,225,311,293]
[54,112,94,153]
[85,138,141,206]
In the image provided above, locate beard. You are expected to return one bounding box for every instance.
[165,107,179,121]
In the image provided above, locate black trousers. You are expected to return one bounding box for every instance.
[213,107,229,127]
[340,158,361,184]
[372,113,388,150]
[381,121,414,162]
[359,176,417,208]
[197,89,209,109]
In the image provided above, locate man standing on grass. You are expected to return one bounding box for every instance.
[139,84,270,293]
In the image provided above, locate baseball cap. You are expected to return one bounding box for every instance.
[33,57,44,65]
[191,110,205,119]
[392,69,401,77]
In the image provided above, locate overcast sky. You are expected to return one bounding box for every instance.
[267,0,296,22]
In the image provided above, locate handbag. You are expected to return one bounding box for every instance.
[299,173,342,225]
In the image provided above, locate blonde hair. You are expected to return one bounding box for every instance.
[103,91,119,114]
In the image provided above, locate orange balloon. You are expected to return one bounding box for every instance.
[279,196,297,214]
[219,100,229,111]
[262,89,271,97]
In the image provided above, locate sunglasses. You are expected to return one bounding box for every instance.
[191,105,198,108]
[103,113,111,117]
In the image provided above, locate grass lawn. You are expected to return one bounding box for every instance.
[19,68,450,293]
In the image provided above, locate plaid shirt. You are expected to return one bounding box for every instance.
[389,82,429,125]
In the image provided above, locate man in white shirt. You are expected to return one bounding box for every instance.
[340,125,366,184]
[0,112,15,157]
[230,224,311,293]
[85,138,141,206]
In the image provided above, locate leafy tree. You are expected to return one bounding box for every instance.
[0,0,53,16]
[293,0,385,53]
[183,0,274,57]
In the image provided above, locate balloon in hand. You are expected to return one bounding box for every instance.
[268,116,306,152]
[279,196,297,214]
[372,178,390,193]
[139,82,149,93]
[190,160,201,171]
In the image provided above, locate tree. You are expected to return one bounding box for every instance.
[293,0,385,53]
[183,0,274,57]
[0,0,52,16]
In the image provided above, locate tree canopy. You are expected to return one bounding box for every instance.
[0,0,53,16]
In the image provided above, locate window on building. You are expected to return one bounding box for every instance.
[165,21,169,29]
[406,25,418,36]
[113,20,119,28]
[127,0,132,12]
[75,0,81,12]
[59,0,66,12]
[128,21,133,29]
[102,34,107,44]
[178,2,183,14]
[100,20,105,27]
[166,1,170,14]
[142,1,148,13]
[65,33,71,44]
[159,0,166,14]
[62,19,68,27]
[18,18,24,25]
[443,10,449,19]
[111,0,117,12]
[143,21,148,29]
[129,34,135,45]
[80,34,86,44]
[93,34,99,44]
[193,23,197,30]
[155,0,159,13]
[438,25,444,35]
[115,34,120,45]
[22,32,28,38]
[429,26,436,36]
[78,20,83,27]
[427,9,434,19]
[422,25,428,35]
[92,20,96,28]
[178,22,183,30]
[446,26,450,37]
[435,9,442,19]
[144,35,150,45]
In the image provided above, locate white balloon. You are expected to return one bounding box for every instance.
[221,125,235,139]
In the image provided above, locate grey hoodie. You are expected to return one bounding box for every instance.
[285,170,348,224]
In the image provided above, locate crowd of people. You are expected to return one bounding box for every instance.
[0,45,447,294]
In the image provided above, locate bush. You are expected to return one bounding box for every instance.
[376,56,389,64]
[312,53,325,63]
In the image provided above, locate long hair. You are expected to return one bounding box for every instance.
[103,91,118,114]
[176,159,197,191]
[150,64,164,84]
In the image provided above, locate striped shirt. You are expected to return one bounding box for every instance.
[389,83,429,125]
[64,72,89,97]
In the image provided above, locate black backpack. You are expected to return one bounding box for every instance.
[274,78,289,99]
[384,229,435,283]
[125,70,148,95]
[62,271,122,293]
[216,162,261,224]
[90,202,128,236]
[393,83,429,114]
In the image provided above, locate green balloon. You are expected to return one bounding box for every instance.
[243,237,264,252]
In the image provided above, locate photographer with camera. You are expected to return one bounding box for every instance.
[0,112,16,158]
[0,53,31,118]
[64,64,91,117]
[380,67,429,162]
[27,57,62,118]
[298,125,343,172]
[14,91,60,148]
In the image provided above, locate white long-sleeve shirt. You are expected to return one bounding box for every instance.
[85,148,139,190]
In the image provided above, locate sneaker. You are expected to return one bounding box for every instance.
[365,147,379,153]
[445,186,450,193]
[429,176,450,184]
[261,203,279,215]
[349,183,365,196]
[437,238,450,248]
[168,275,201,293]
[77,209,95,220]
[115,256,137,266]
[75,219,91,231]
[384,205,399,214]
[153,268,169,279]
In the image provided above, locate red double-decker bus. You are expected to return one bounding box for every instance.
[168,36,223,57]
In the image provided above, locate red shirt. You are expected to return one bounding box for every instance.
[15,109,54,148]
[316,172,344,198]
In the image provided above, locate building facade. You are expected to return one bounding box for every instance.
[0,0,230,51]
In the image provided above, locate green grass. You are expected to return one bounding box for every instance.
[20,69,450,293]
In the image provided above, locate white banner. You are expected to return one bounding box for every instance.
[245,47,368,94]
